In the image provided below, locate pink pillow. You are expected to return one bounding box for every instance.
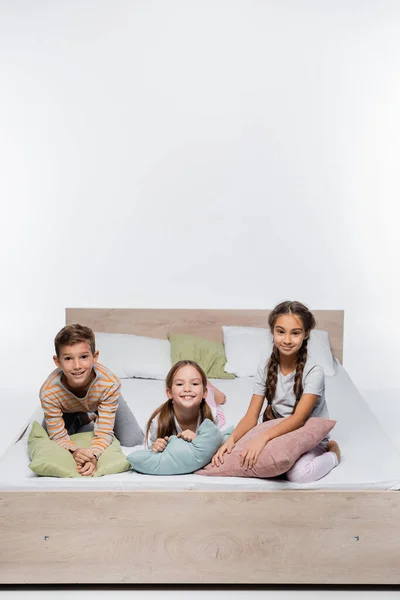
[195,417,336,478]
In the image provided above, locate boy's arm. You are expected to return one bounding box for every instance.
[40,396,77,452]
[90,383,120,457]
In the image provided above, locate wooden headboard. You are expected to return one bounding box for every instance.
[66,308,344,363]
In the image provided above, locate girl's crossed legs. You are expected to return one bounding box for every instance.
[285,440,341,484]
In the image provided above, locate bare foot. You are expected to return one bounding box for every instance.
[213,386,227,406]
[327,440,341,463]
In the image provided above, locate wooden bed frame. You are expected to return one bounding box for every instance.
[1,308,399,585]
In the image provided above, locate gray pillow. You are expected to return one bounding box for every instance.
[127,419,228,476]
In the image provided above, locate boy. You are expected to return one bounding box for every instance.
[40,324,143,476]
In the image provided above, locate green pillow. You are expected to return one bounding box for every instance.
[127,419,227,476]
[168,333,235,379]
[28,421,131,478]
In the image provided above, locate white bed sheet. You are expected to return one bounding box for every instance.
[1,364,399,491]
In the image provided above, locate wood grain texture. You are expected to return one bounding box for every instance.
[66,308,344,363]
[0,490,399,584]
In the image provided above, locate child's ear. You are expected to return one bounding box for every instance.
[53,355,61,368]
[166,388,173,399]
[93,350,99,363]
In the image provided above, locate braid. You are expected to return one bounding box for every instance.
[292,338,308,412]
[265,300,316,418]
[262,346,279,422]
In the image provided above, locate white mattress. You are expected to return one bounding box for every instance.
[1,363,400,491]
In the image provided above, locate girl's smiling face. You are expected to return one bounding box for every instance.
[166,364,206,411]
[272,314,307,357]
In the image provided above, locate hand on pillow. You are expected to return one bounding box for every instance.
[128,419,224,476]
[77,457,98,477]
[28,422,131,478]
[152,437,169,452]
[177,430,197,442]
[239,433,270,470]
[197,418,336,479]
[152,430,197,452]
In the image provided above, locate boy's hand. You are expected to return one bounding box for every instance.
[152,437,169,452]
[177,430,196,442]
[72,448,97,465]
[77,457,97,477]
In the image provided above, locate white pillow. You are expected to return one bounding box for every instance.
[223,326,273,377]
[223,326,336,377]
[308,329,336,376]
[94,332,172,380]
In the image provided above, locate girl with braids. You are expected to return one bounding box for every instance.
[212,301,341,483]
[146,360,226,452]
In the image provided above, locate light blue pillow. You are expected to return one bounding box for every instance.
[127,419,231,476]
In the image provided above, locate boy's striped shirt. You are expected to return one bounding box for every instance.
[40,363,121,455]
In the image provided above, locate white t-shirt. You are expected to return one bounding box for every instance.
[147,405,220,448]
[253,357,329,420]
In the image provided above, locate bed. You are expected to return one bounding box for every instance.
[0,308,399,584]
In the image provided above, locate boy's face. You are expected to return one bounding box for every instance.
[54,342,99,390]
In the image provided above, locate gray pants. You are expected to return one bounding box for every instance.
[42,394,144,447]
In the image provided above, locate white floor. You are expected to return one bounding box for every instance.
[1,588,400,599]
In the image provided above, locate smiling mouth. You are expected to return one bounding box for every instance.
[72,371,85,377]
[180,395,195,399]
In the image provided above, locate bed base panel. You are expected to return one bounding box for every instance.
[0,490,399,585]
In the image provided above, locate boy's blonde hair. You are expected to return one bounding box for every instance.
[54,324,96,357]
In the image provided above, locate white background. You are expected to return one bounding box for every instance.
[1,0,400,597]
